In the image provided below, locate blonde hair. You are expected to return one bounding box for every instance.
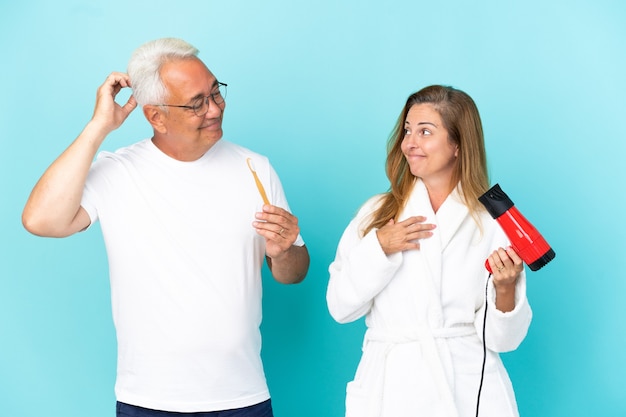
[362,85,489,235]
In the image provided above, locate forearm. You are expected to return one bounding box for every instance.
[480,274,532,352]
[494,283,516,313]
[22,120,109,237]
[267,244,309,284]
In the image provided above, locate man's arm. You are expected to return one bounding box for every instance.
[22,72,137,237]
[266,245,310,284]
[253,205,310,284]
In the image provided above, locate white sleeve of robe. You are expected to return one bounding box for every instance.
[477,271,532,352]
[327,196,403,324]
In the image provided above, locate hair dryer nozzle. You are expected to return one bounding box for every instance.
[479,184,556,273]
[526,247,556,271]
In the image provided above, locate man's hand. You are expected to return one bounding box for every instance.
[91,72,137,134]
[253,205,309,284]
[253,205,301,257]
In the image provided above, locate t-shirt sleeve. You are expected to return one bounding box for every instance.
[80,151,119,230]
[267,162,305,247]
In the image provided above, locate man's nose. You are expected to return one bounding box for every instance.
[205,96,223,117]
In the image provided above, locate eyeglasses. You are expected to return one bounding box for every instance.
[157,82,227,117]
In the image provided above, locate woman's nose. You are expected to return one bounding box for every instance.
[404,132,419,147]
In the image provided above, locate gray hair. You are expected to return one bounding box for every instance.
[127,38,199,106]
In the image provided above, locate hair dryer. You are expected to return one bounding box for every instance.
[479,184,555,272]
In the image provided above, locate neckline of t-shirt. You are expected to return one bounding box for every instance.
[145,138,223,167]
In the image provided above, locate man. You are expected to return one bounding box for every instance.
[22,38,309,417]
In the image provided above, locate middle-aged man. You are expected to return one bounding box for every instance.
[22,38,310,417]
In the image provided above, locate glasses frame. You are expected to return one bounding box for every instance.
[156,82,227,117]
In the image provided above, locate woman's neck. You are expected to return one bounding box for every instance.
[423,179,454,213]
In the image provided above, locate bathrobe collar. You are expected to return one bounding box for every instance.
[398,179,470,303]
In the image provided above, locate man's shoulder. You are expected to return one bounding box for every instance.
[96,138,152,161]
[219,140,265,157]
[216,140,270,165]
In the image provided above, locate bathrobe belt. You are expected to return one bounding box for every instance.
[364,324,475,417]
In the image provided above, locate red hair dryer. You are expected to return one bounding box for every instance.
[479,184,555,272]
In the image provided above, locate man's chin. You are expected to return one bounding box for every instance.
[204,129,223,143]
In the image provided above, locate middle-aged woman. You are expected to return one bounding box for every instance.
[327,85,533,417]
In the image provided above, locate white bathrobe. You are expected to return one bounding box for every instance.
[327,180,532,417]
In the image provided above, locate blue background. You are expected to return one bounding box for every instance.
[1,1,625,416]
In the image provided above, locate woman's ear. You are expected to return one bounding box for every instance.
[143,105,167,134]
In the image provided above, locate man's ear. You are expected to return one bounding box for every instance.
[143,105,167,134]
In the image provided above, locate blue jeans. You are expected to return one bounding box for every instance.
[116,399,273,417]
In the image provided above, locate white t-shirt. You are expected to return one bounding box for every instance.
[81,138,303,412]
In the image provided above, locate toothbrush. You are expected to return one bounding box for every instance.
[246,158,270,205]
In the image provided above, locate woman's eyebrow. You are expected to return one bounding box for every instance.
[405,120,438,127]
[417,121,438,127]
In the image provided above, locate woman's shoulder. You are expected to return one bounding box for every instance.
[356,193,386,217]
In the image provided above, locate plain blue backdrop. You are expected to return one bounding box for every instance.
[1,1,625,416]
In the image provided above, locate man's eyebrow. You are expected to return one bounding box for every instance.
[188,93,205,103]
[186,81,220,104]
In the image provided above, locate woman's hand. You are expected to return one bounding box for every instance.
[376,216,436,255]
[488,247,524,312]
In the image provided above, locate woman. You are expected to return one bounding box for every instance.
[327,85,532,417]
